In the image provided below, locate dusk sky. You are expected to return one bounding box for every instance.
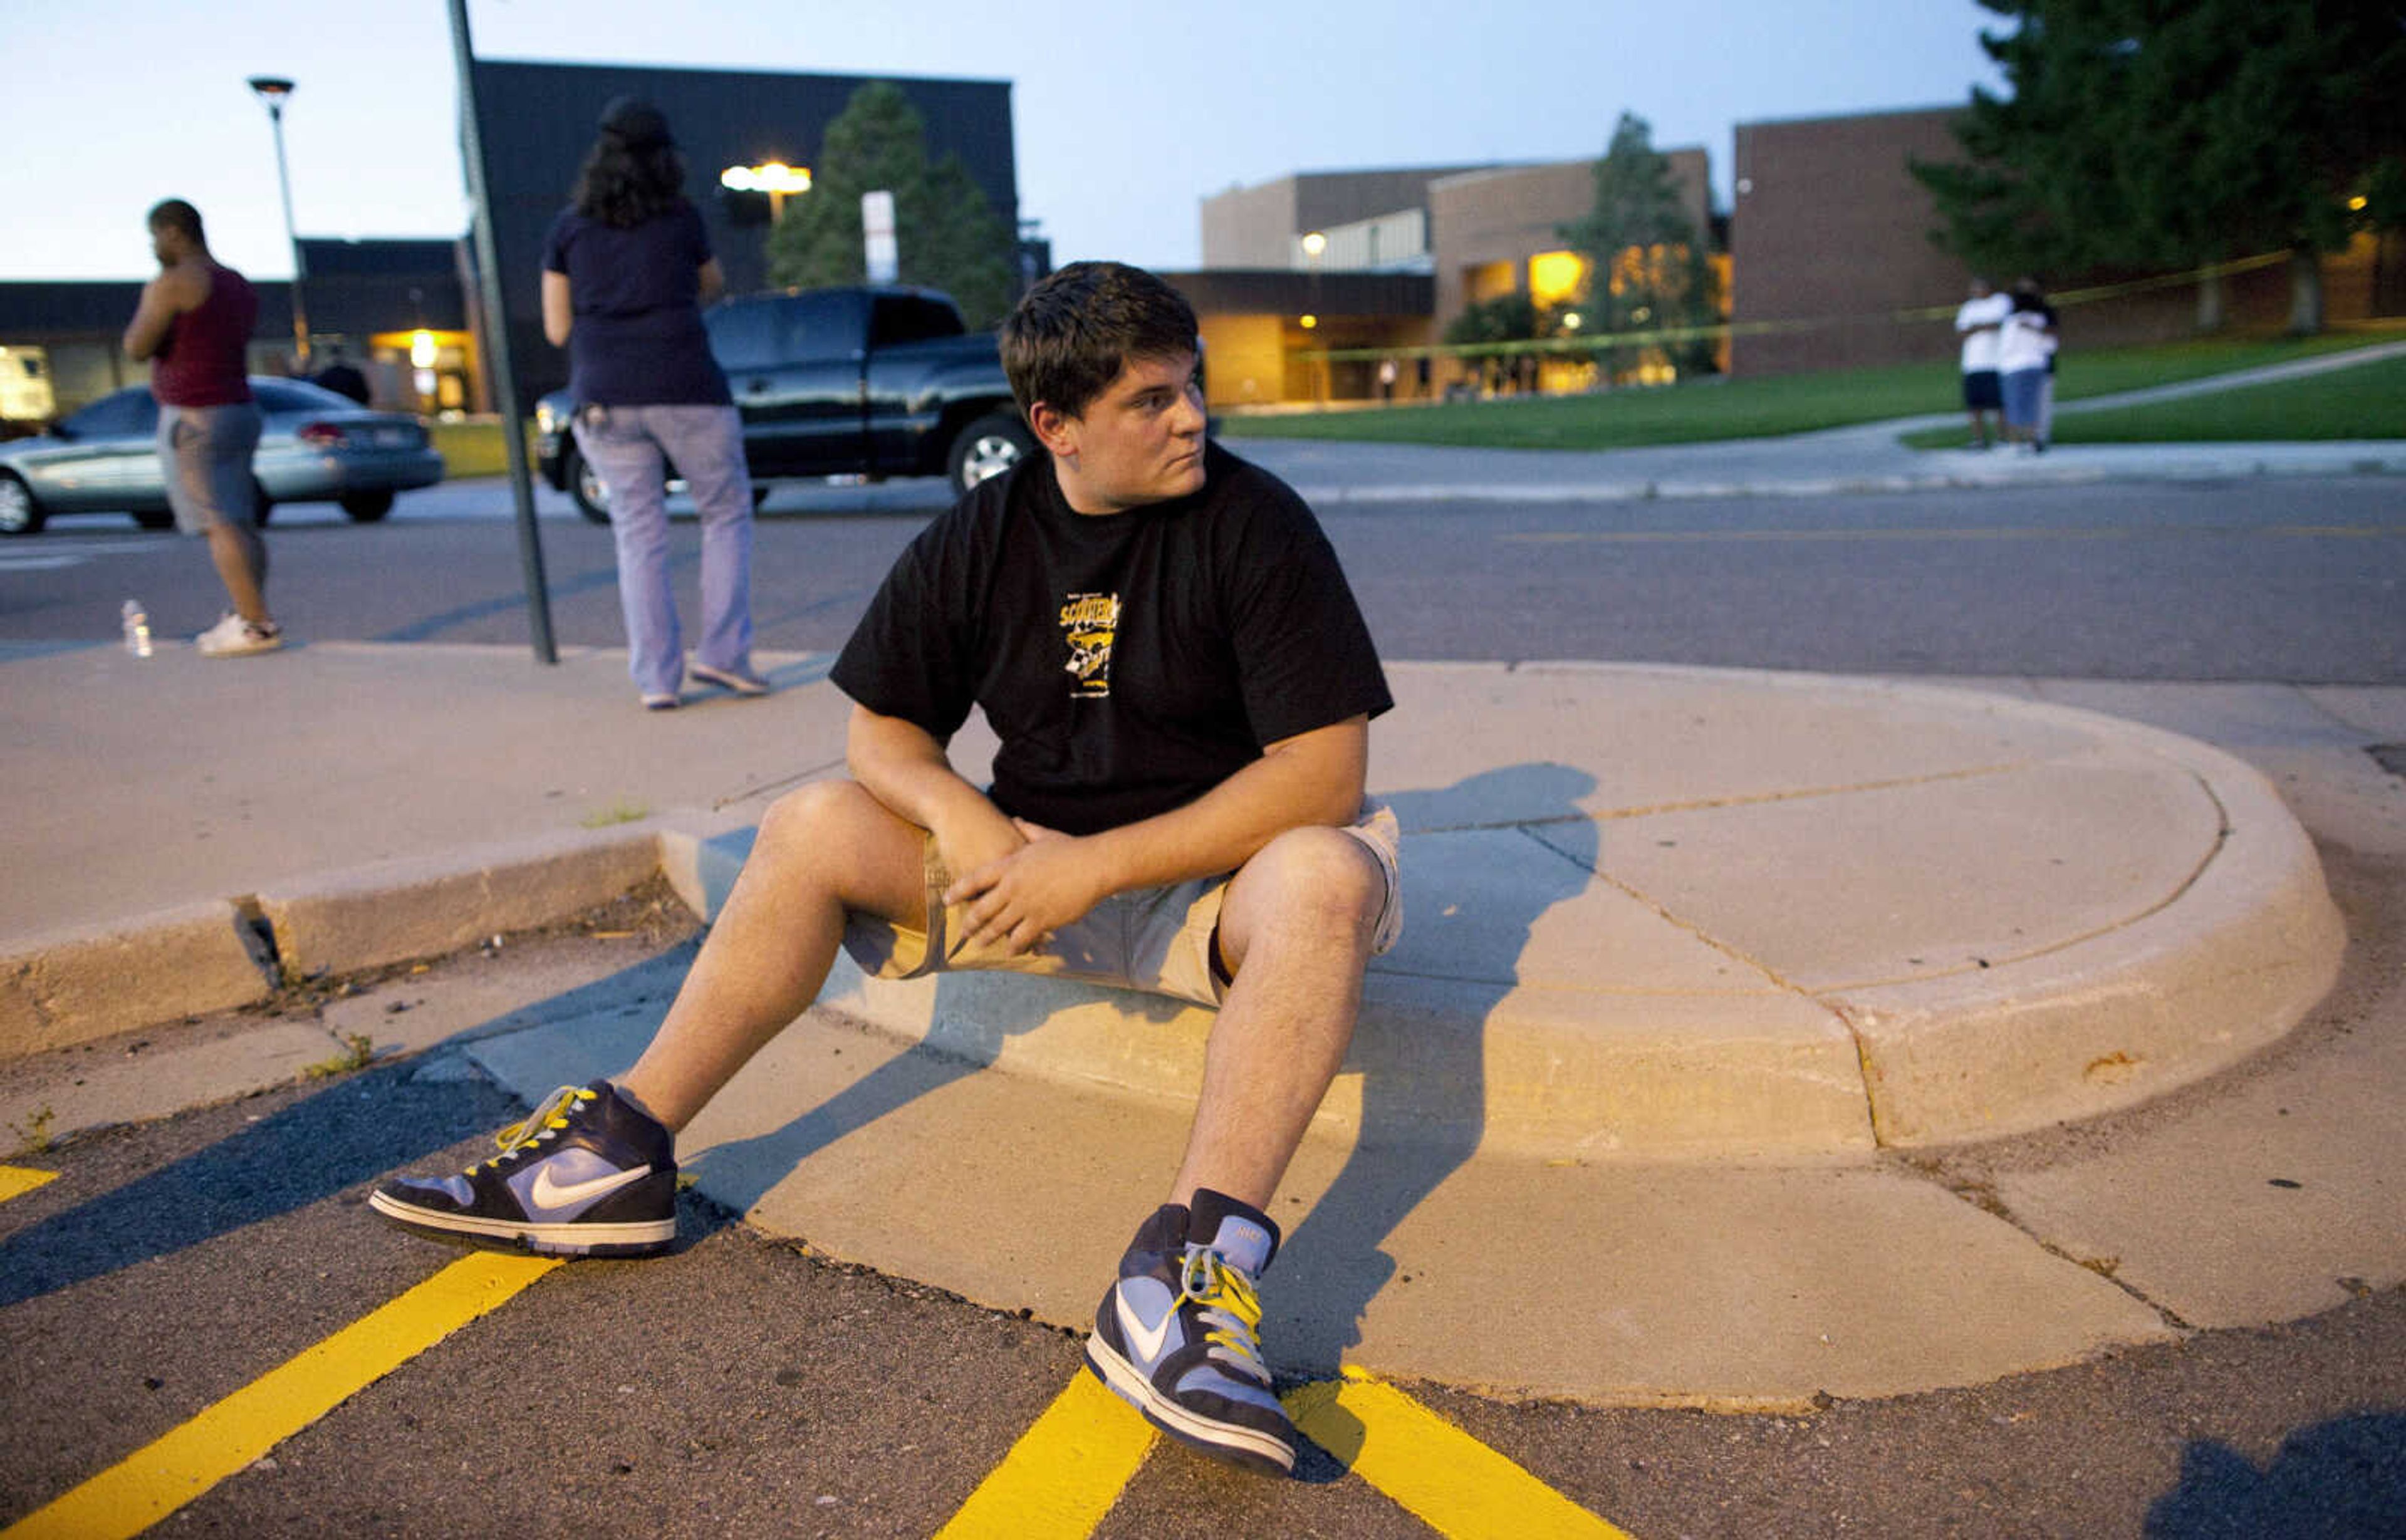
[8,0,2008,284]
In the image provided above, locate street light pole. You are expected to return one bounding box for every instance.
[246,75,311,373]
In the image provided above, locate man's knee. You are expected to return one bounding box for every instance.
[1236,825,1386,942]
[753,778,925,917]
[758,778,883,855]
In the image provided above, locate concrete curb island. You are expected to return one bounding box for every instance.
[3,399,2400,1405]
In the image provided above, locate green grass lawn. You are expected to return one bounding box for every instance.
[1222,329,2398,452]
[1898,350,2406,447]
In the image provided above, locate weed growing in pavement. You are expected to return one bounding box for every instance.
[8,1105,55,1156]
[301,1032,377,1081]
[580,798,652,829]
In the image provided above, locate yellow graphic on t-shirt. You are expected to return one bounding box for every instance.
[1060,592,1121,698]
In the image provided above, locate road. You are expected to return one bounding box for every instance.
[3,468,2403,1537]
[3,471,2401,682]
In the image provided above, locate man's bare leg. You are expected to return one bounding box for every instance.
[205,522,270,624]
[618,778,927,1133]
[1167,825,1386,1210]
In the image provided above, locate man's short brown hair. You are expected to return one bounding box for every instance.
[999,261,1197,420]
[147,199,206,245]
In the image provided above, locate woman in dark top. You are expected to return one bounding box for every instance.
[542,97,764,709]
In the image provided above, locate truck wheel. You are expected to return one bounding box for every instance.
[569,449,611,523]
[947,412,1036,494]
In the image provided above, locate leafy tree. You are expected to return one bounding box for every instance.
[1913,1,2406,333]
[1442,291,1541,393]
[765,81,1018,328]
[1557,112,1722,378]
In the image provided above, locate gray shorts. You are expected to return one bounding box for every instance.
[841,799,1404,1007]
[158,402,263,534]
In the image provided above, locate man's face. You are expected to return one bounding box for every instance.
[148,222,185,268]
[1046,350,1207,515]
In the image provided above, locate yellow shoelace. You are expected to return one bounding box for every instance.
[479,1085,593,1172]
[1180,1247,1270,1381]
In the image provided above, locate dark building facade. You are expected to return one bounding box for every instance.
[1729,105,2403,377]
[469,58,1018,408]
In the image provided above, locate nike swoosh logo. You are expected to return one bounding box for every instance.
[529,1163,652,1210]
[1117,1290,1177,1365]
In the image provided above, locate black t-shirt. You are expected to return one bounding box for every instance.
[541,202,732,407]
[832,441,1392,836]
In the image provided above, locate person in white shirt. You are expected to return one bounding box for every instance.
[1954,278,2013,449]
[1997,278,2060,452]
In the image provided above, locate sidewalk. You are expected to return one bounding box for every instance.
[4,629,2400,1407]
[1223,337,2406,507]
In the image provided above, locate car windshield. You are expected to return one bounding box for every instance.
[253,378,360,414]
[59,390,158,439]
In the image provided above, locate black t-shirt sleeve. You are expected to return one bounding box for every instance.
[1224,484,1392,746]
[830,519,977,740]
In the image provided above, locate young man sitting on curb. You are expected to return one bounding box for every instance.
[373,261,1402,1477]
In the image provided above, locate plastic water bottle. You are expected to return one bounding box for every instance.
[122,599,152,658]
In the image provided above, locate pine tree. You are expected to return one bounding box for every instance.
[1556,113,1721,378]
[764,81,1017,329]
[1914,0,2406,333]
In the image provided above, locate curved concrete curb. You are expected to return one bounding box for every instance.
[1830,708,2348,1145]
[0,670,2348,1163]
[705,670,2347,1157]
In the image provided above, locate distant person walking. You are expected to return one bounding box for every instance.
[543,96,763,710]
[1954,276,2011,449]
[1998,277,2060,454]
[122,198,281,657]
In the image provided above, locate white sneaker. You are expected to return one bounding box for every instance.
[195,612,284,657]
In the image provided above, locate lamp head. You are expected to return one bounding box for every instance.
[247,76,296,116]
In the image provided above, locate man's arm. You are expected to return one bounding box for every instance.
[122,268,199,362]
[846,703,1028,881]
[949,715,1371,955]
[698,258,726,306]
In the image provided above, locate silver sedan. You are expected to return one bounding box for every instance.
[0,377,445,536]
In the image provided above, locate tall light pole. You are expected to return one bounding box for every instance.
[246,75,311,372]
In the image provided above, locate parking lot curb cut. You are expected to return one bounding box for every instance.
[0,899,276,1060]
[0,821,706,1066]
[256,824,666,981]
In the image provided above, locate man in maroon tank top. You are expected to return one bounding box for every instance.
[122,198,282,657]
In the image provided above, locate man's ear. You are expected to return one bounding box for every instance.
[1026,400,1080,459]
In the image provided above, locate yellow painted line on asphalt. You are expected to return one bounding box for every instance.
[1287,1367,1640,1540]
[1,1251,560,1540]
[934,1371,1157,1539]
[0,1166,58,1203]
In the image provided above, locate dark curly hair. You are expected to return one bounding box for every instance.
[570,107,690,230]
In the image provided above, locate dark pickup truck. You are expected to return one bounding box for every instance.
[534,284,1035,521]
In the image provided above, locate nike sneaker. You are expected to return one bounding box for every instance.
[1084,1189,1297,1475]
[370,1081,677,1257]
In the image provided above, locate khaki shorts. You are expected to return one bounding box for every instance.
[841,799,1403,1007]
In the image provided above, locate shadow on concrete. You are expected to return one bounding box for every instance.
[1274,762,1598,1371]
[2145,1413,2406,1538]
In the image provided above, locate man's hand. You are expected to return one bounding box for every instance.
[945,821,1108,956]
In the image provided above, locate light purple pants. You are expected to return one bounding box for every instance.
[571,403,754,699]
